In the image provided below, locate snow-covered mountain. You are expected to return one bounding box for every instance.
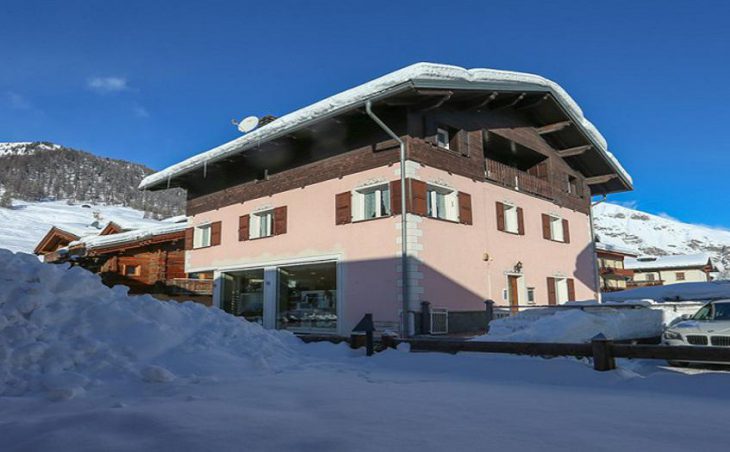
[0,199,169,254]
[593,202,730,273]
[0,141,184,217]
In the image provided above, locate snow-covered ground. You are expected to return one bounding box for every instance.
[2,250,730,451]
[0,199,165,253]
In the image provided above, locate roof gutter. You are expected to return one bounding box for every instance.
[365,100,410,338]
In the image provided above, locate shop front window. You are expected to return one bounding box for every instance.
[277,262,337,332]
[221,269,265,325]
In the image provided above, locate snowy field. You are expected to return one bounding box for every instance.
[0,199,164,254]
[2,250,730,451]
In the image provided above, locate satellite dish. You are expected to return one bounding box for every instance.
[235,116,259,133]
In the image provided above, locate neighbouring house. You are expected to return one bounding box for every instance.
[595,242,637,292]
[139,63,632,337]
[35,221,213,304]
[626,253,720,288]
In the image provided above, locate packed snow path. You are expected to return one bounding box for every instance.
[1,250,729,451]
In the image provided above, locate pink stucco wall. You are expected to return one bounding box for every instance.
[188,161,596,333]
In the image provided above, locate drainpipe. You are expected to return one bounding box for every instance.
[365,100,410,338]
[590,195,608,302]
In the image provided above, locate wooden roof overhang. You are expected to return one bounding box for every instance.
[33,227,81,255]
[150,84,631,196]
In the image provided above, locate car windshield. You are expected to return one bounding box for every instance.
[713,303,730,320]
[693,303,730,321]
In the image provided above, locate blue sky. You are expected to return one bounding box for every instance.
[2,0,728,226]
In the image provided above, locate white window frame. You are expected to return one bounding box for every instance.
[426,184,457,221]
[436,127,450,149]
[549,215,564,242]
[352,184,391,221]
[527,287,536,305]
[503,203,519,234]
[554,277,570,304]
[194,223,212,248]
[250,209,274,239]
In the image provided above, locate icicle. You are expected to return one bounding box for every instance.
[167,174,171,189]
[203,160,208,178]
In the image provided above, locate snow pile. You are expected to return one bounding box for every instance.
[140,62,630,190]
[475,305,665,343]
[0,250,300,400]
[603,280,730,302]
[0,142,61,157]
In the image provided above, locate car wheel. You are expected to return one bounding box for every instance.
[667,361,689,368]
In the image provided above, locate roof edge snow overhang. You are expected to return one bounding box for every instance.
[139,63,633,193]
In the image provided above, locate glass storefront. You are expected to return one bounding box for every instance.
[220,269,265,325]
[219,261,337,332]
[276,262,337,332]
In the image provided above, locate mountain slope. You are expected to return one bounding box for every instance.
[0,141,184,217]
[593,202,730,273]
[0,199,171,254]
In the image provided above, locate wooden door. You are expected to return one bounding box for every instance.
[508,275,520,314]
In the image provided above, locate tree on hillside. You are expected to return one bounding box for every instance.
[0,190,12,208]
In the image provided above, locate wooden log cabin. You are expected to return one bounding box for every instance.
[35,221,213,304]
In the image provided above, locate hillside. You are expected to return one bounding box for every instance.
[593,202,730,274]
[0,141,184,217]
[0,199,171,254]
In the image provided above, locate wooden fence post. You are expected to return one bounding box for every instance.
[591,334,616,371]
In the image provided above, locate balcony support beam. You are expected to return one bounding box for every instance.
[585,174,618,185]
[536,120,572,135]
[556,144,592,157]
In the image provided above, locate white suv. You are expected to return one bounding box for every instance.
[663,300,730,366]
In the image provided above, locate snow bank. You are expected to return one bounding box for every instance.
[140,62,631,190]
[603,280,730,302]
[0,250,300,399]
[475,305,665,343]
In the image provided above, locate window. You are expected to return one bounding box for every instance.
[549,216,564,242]
[436,127,450,149]
[426,185,457,221]
[194,224,212,248]
[250,210,274,239]
[676,272,686,281]
[354,184,390,221]
[646,274,656,282]
[567,176,579,196]
[123,264,140,276]
[503,204,519,234]
[527,287,536,304]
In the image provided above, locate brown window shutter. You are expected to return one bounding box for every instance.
[567,278,576,301]
[542,214,551,240]
[335,192,352,225]
[273,206,288,235]
[517,207,525,235]
[390,180,402,215]
[238,215,250,241]
[184,227,194,250]
[409,179,427,216]
[496,202,505,231]
[547,277,557,305]
[458,192,472,225]
[562,219,570,243]
[210,221,222,246]
[455,130,470,156]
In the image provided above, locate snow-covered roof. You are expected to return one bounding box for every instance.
[73,222,188,250]
[625,253,716,271]
[139,62,632,191]
[603,280,730,303]
[595,242,638,256]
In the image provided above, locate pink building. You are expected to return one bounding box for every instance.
[140,63,632,337]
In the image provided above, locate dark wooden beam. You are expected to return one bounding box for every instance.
[489,92,526,111]
[515,94,550,110]
[418,92,453,112]
[585,174,618,185]
[466,91,499,110]
[556,144,592,157]
[536,120,572,135]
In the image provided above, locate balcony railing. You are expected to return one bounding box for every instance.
[627,280,663,288]
[599,267,634,279]
[485,158,587,211]
[166,278,214,295]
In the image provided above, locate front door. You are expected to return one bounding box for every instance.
[508,275,520,314]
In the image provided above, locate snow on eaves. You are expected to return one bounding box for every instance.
[72,221,188,250]
[625,253,716,271]
[139,62,632,190]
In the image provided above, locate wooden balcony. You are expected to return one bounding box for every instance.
[627,280,663,289]
[599,267,634,279]
[485,158,588,212]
